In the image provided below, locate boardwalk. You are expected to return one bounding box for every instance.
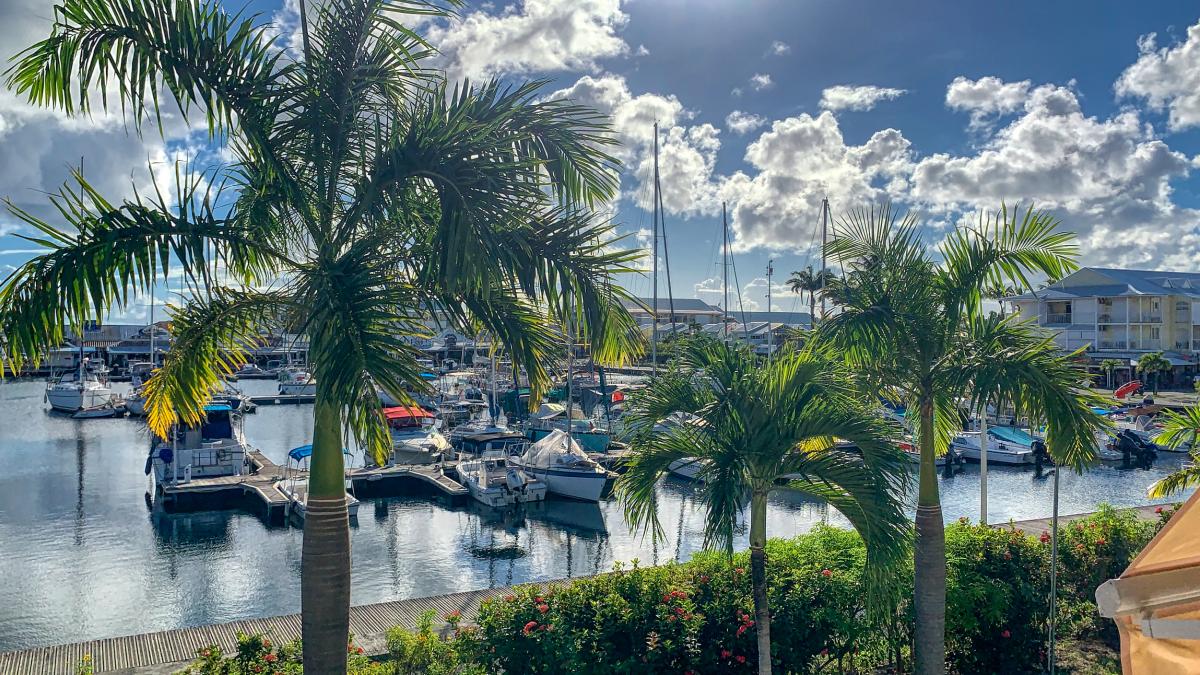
[998,502,1166,538]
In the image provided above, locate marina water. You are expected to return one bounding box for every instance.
[0,378,1190,652]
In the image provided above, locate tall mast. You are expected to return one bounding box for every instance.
[722,202,730,344]
[651,122,660,375]
[148,287,156,368]
[766,258,774,360]
[819,197,829,322]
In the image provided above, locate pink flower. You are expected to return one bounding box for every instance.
[523,620,538,636]
[821,569,832,577]
[445,610,461,621]
[1039,532,1051,543]
[1155,506,1164,514]
[734,567,744,575]
[720,649,732,659]
[1096,538,1107,546]
[736,625,748,637]
[504,594,516,602]
[537,604,549,614]
[356,647,363,654]
[736,655,746,664]
[265,653,278,663]
[1001,629,1011,639]
[667,615,676,623]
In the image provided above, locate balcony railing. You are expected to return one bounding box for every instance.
[1042,313,1072,325]
[1098,313,1117,323]
[1097,341,1127,350]
[1131,315,1162,323]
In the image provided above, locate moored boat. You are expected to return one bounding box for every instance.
[144,404,249,485]
[46,359,116,413]
[277,367,316,396]
[524,403,611,453]
[376,405,451,466]
[279,444,360,522]
[511,429,609,502]
[456,454,546,507]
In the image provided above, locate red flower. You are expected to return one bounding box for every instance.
[1096,538,1107,546]
[504,594,516,602]
[737,625,748,637]
[261,639,271,649]
[699,575,710,584]
[200,649,211,658]
[734,567,744,575]
[523,620,539,636]
[537,604,549,614]
[356,647,364,654]
[667,615,677,622]
[736,655,746,664]
[1155,506,1164,514]
[662,594,671,603]
[721,649,732,659]
[535,596,545,603]
[251,666,263,674]
[265,653,278,663]
[821,568,832,577]
[1039,532,1051,543]
[1075,543,1086,552]
[1001,629,1011,639]
[445,610,461,621]
[675,607,686,616]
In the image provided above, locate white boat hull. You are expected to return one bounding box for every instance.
[667,457,705,481]
[126,396,146,417]
[951,432,1034,465]
[279,383,316,396]
[47,386,114,413]
[520,465,607,502]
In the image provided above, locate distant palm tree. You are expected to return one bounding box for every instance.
[1151,406,1200,497]
[1,2,640,670]
[786,266,835,325]
[1137,351,1172,394]
[817,204,1108,675]
[618,336,910,675]
[982,282,1024,318]
[1099,358,1125,390]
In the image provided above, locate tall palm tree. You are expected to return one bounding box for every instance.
[817,204,1107,675]
[1099,358,1124,390]
[1137,351,1171,394]
[1,1,640,670]
[1150,406,1200,497]
[786,265,835,325]
[618,336,910,675]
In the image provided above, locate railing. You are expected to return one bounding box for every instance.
[1097,341,1127,350]
[1098,313,1116,323]
[1042,313,1072,325]
[1131,315,1162,323]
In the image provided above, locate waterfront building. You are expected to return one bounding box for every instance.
[1008,267,1200,386]
[621,297,725,327]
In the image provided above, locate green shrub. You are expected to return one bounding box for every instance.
[386,610,483,674]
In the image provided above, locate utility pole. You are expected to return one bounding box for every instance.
[766,258,774,360]
[651,122,660,376]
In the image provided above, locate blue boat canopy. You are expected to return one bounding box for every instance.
[288,444,353,461]
[204,404,233,413]
[419,372,438,380]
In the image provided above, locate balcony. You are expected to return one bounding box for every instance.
[1098,313,1117,323]
[1097,340,1127,350]
[1041,313,1072,325]
[1131,315,1162,324]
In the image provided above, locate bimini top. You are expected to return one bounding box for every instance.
[204,404,233,413]
[383,406,433,420]
[288,444,353,461]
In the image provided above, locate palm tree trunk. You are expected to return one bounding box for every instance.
[302,395,351,673]
[749,491,772,675]
[914,392,945,675]
[808,293,816,328]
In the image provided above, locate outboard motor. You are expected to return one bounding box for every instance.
[1031,439,1050,477]
[1115,430,1157,470]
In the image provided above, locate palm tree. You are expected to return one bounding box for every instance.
[618,336,910,675]
[1099,358,1125,390]
[817,204,1108,675]
[1137,351,1171,394]
[1,1,640,670]
[786,265,835,325]
[1150,406,1200,497]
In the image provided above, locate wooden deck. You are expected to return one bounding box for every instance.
[0,582,574,675]
[998,502,1167,537]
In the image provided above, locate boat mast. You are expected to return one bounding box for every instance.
[766,258,774,361]
[722,202,730,344]
[148,287,156,369]
[651,122,660,376]
[819,197,829,322]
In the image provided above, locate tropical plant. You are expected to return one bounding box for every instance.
[1,1,641,670]
[616,336,911,674]
[1099,359,1124,390]
[1150,406,1200,497]
[786,265,835,325]
[1137,351,1171,394]
[816,203,1108,675]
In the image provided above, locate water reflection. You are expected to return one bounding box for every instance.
[0,378,1192,652]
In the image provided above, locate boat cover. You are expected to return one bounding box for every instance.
[520,429,591,468]
[288,444,353,461]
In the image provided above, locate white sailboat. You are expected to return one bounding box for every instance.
[278,367,316,395]
[512,429,609,502]
[46,356,116,413]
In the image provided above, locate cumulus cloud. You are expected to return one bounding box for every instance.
[819,85,907,112]
[945,76,1032,129]
[1116,22,1200,131]
[720,113,914,251]
[768,41,790,56]
[749,74,774,91]
[423,0,629,82]
[724,111,767,135]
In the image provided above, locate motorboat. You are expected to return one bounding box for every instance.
[453,429,529,458]
[234,363,265,376]
[279,444,360,522]
[667,457,707,481]
[897,437,947,467]
[374,406,451,466]
[277,367,316,396]
[46,359,117,413]
[144,404,249,485]
[950,426,1037,465]
[456,453,547,507]
[524,403,612,453]
[124,361,155,416]
[71,400,127,419]
[511,429,610,502]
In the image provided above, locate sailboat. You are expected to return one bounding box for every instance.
[512,429,610,502]
[46,353,116,413]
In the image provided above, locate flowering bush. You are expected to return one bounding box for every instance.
[176,632,378,674]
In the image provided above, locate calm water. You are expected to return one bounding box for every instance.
[0,378,1191,652]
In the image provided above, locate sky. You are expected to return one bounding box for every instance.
[4,0,1200,320]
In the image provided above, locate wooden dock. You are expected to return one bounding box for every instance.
[247,393,316,406]
[998,502,1168,537]
[0,581,575,675]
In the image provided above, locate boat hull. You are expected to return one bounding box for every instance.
[279,383,316,396]
[667,458,705,481]
[519,465,607,502]
[47,386,114,413]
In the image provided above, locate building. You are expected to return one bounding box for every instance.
[701,321,796,355]
[1008,267,1200,386]
[621,297,725,326]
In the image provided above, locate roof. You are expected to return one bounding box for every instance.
[622,297,724,314]
[724,310,812,326]
[1010,267,1200,301]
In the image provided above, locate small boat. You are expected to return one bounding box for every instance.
[951,426,1036,465]
[898,438,946,467]
[277,367,316,396]
[72,400,126,419]
[279,444,360,522]
[667,457,707,481]
[46,359,117,413]
[145,404,249,485]
[511,429,609,502]
[124,361,155,416]
[375,406,451,466]
[234,363,265,376]
[524,403,612,453]
[456,454,547,507]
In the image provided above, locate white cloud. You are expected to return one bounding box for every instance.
[945,76,1031,129]
[819,85,907,112]
[1116,22,1200,131]
[724,110,767,135]
[423,0,629,82]
[720,112,913,251]
[768,41,790,56]
[749,73,774,91]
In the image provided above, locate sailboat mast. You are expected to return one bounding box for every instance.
[148,288,156,368]
[651,122,660,376]
[722,202,730,344]
[819,197,829,322]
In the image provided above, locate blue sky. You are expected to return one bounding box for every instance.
[4,0,1200,319]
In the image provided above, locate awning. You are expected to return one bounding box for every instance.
[383,406,432,420]
[1097,489,1200,673]
[287,444,353,461]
